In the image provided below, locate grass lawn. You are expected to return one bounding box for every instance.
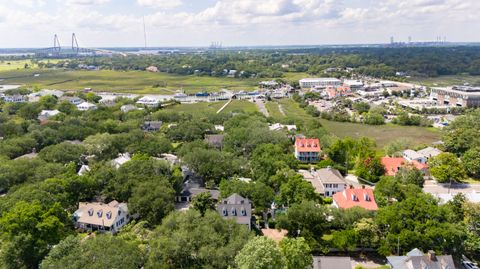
[319,119,441,148]
[164,101,227,114]
[222,100,258,114]
[409,75,480,87]
[265,101,285,121]
[277,99,312,124]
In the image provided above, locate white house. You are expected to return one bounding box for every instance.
[111,153,131,169]
[300,168,348,197]
[38,109,60,121]
[402,149,427,164]
[77,102,97,111]
[136,96,160,107]
[299,78,341,89]
[120,104,138,113]
[3,95,27,103]
[73,200,129,233]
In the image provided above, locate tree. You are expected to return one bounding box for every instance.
[126,135,172,157]
[276,201,329,250]
[461,147,480,178]
[191,192,216,216]
[39,95,58,110]
[364,112,385,125]
[353,102,371,114]
[384,139,410,157]
[278,173,320,206]
[355,156,385,183]
[395,166,425,187]
[39,142,85,164]
[235,236,285,269]
[128,178,175,225]
[40,234,144,269]
[0,201,70,269]
[279,237,312,269]
[250,144,298,187]
[353,218,380,250]
[331,229,357,252]
[429,153,467,183]
[147,210,251,269]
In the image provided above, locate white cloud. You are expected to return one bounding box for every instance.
[66,0,110,5]
[137,0,182,9]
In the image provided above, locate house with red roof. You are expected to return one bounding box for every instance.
[295,138,321,162]
[381,157,429,177]
[332,187,378,211]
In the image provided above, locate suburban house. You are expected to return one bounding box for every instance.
[217,194,253,230]
[417,147,442,160]
[299,167,348,197]
[60,96,84,105]
[141,121,163,132]
[205,134,225,149]
[295,138,321,162]
[77,102,97,111]
[332,186,379,211]
[120,104,138,113]
[38,109,61,121]
[381,157,429,177]
[387,248,455,269]
[3,94,27,103]
[146,66,159,72]
[111,153,131,169]
[402,149,427,164]
[155,153,180,166]
[73,200,130,233]
[269,123,297,132]
[136,96,161,107]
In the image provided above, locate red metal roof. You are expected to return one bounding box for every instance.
[333,188,378,211]
[381,157,405,176]
[295,138,321,152]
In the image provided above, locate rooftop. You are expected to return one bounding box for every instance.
[74,200,128,227]
[333,187,378,210]
[295,138,321,153]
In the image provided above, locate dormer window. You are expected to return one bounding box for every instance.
[365,194,371,201]
[222,207,228,216]
[240,207,246,216]
[97,209,103,218]
[88,208,94,216]
[106,211,112,219]
[352,195,358,201]
[231,208,237,216]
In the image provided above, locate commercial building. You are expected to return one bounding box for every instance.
[295,138,321,162]
[430,86,480,108]
[299,78,341,89]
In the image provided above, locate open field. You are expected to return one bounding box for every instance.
[163,100,258,115]
[265,101,285,121]
[409,75,480,87]
[319,119,441,148]
[0,69,265,93]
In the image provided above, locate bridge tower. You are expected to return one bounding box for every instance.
[72,33,79,53]
[53,34,61,52]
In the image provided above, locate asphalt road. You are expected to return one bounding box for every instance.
[423,180,480,195]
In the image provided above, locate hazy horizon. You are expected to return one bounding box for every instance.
[0,0,479,48]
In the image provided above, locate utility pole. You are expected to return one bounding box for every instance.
[397,236,400,255]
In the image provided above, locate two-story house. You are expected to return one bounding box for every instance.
[217,194,253,230]
[73,200,129,233]
[295,138,321,162]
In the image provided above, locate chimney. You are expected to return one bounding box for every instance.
[427,250,436,261]
[349,185,354,189]
[362,185,365,189]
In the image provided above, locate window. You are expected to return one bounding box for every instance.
[222,207,228,216]
[97,209,103,218]
[231,208,237,216]
[240,207,246,216]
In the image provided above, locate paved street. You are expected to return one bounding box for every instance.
[423,180,480,195]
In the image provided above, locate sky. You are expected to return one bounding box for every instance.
[0,0,478,48]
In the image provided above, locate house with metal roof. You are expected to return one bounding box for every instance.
[73,200,129,233]
[387,248,455,269]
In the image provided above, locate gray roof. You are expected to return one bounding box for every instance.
[218,194,252,227]
[417,147,442,158]
[315,168,347,184]
[205,134,225,147]
[313,256,351,269]
[387,249,455,269]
